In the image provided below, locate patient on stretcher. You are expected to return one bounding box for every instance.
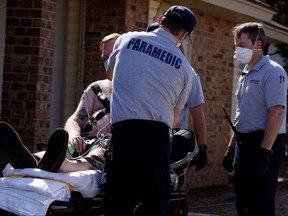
[0,121,106,173]
[0,71,113,172]
[0,34,117,173]
[0,121,107,216]
[0,34,118,216]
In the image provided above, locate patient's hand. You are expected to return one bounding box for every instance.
[69,136,85,154]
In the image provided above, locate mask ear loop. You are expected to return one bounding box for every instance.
[252,27,261,50]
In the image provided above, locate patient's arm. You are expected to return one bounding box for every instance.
[64,88,97,156]
[64,81,111,157]
[64,119,85,158]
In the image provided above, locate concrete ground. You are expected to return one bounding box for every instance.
[187,159,288,216]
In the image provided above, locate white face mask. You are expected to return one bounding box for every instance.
[234,34,260,64]
[176,37,183,47]
[103,59,109,71]
[233,47,253,64]
[176,36,188,47]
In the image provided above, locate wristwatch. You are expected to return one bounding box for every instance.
[198,144,207,151]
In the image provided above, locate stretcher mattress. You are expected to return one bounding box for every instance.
[0,164,103,216]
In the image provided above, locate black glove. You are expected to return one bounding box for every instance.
[222,147,235,172]
[255,147,271,175]
[191,145,208,171]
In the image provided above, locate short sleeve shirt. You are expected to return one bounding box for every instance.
[234,55,287,133]
[108,29,195,127]
[177,73,204,128]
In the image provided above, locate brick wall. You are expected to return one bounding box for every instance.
[84,2,234,188]
[185,10,235,188]
[0,0,235,188]
[84,0,149,88]
[0,0,56,170]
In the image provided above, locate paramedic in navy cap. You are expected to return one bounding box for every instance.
[146,17,208,174]
[162,5,196,43]
[104,5,203,216]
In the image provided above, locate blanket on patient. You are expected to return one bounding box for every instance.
[0,164,103,216]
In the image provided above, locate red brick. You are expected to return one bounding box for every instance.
[2,0,56,158]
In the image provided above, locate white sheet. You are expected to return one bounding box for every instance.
[0,164,103,216]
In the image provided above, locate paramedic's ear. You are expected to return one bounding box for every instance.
[157,15,164,25]
[106,68,113,81]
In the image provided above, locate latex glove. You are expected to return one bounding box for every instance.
[222,147,235,172]
[191,145,208,171]
[255,147,271,175]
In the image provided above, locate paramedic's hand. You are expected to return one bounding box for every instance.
[191,145,208,171]
[255,147,271,175]
[69,136,85,153]
[222,146,235,172]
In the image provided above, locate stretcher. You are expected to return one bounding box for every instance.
[0,128,197,216]
[0,164,103,216]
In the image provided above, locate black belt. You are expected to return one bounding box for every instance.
[236,130,265,141]
[236,130,284,145]
[112,119,169,131]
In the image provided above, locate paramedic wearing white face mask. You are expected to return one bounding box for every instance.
[222,22,287,216]
[233,34,260,64]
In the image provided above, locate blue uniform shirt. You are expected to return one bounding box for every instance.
[108,29,197,127]
[234,55,287,133]
[177,73,204,128]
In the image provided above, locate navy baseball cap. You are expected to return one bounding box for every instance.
[164,5,196,42]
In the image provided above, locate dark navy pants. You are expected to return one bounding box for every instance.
[234,132,285,216]
[103,120,171,216]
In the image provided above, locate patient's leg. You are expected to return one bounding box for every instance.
[34,149,93,172]
[83,145,105,170]
[0,121,38,168]
[58,158,91,172]
[58,146,105,172]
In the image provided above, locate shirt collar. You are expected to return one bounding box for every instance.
[252,55,270,71]
[243,55,270,73]
[154,28,177,45]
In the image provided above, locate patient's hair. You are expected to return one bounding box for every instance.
[99,33,121,55]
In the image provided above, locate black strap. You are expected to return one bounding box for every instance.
[81,83,111,134]
[91,83,110,114]
[84,83,111,129]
